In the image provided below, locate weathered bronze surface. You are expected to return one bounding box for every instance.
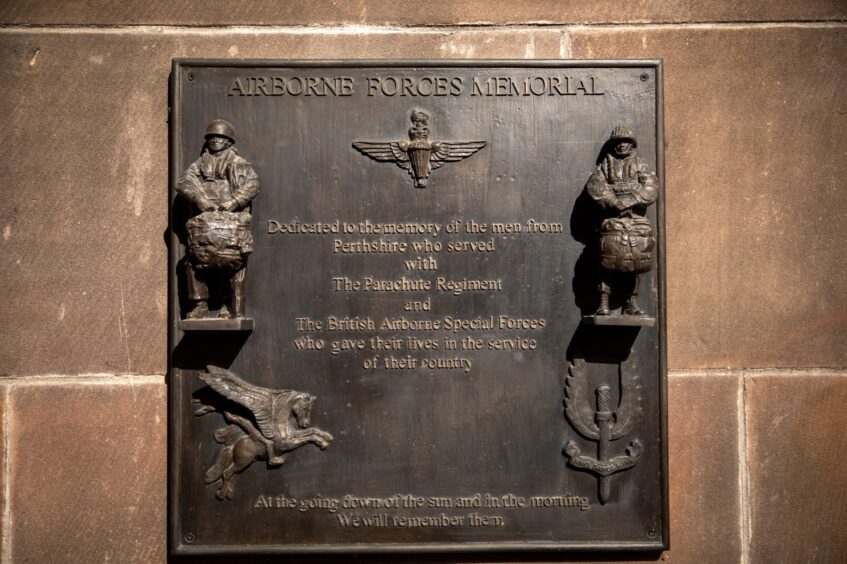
[169,60,667,554]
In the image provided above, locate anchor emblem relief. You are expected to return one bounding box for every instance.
[352,109,486,189]
[563,358,643,504]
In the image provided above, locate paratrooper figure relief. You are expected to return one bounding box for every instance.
[177,119,259,320]
[586,125,658,318]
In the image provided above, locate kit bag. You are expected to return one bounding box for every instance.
[186,211,254,270]
[598,216,654,273]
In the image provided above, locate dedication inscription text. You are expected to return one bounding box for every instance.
[268,217,561,374]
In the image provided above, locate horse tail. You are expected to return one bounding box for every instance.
[205,444,233,484]
[214,424,247,445]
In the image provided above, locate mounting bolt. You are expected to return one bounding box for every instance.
[640,73,650,82]
[647,528,657,538]
[187,72,195,82]
[184,532,195,543]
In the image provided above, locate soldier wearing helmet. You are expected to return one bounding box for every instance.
[177,119,259,320]
[586,125,658,317]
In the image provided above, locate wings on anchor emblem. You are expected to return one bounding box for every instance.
[352,109,486,188]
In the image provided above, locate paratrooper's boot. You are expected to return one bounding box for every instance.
[623,295,643,316]
[595,291,610,316]
[186,300,209,319]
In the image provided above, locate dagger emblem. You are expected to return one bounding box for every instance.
[352,109,486,189]
[563,359,643,504]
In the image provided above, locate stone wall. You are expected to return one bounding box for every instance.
[1,3,845,562]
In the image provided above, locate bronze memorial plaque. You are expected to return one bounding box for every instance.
[169,60,668,555]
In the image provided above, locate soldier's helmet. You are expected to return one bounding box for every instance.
[205,119,236,142]
[610,124,637,147]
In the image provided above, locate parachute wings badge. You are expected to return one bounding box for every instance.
[353,109,486,189]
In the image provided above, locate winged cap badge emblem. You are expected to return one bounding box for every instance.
[353,109,486,188]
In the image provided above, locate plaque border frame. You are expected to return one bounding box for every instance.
[168,58,668,556]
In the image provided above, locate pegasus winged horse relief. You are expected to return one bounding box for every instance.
[193,365,333,500]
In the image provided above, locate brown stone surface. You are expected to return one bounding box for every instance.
[7,378,166,562]
[0,0,845,25]
[0,384,6,559]
[0,28,565,376]
[573,27,847,369]
[746,373,847,564]
[665,373,741,563]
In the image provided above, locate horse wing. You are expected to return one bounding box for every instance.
[201,366,277,440]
